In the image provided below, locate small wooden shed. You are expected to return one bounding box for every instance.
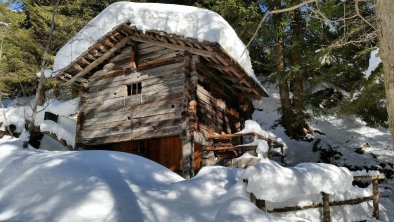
[56,18,267,177]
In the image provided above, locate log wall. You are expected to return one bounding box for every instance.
[77,43,186,145]
[196,82,241,135]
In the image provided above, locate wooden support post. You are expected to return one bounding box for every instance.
[267,140,273,159]
[181,54,199,178]
[322,192,331,222]
[372,179,380,219]
[280,146,285,163]
[130,44,137,71]
[75,84,87,148]
[251,133,258,156]
[181,135,192,179]
[257,199,267,212]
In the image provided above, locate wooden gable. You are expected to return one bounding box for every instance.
[56,22,268,99]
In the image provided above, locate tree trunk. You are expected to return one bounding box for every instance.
[276,37,292,112]
[291,9,304,114]
[28,0,60,144]
[376,0,394,150]
[272,4,291,115]
[272,3,295,137]
[286,8,309,138]
[38,85,46,106]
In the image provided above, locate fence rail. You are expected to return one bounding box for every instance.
[248,174,385,222]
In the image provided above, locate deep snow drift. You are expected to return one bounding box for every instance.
[0,98,78,147]
[0,134,389,221]
[0,136,309,222]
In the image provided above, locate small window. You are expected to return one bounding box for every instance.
[44,112,58,122]
[127,82,142,96]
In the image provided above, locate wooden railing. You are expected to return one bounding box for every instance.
[206,132,286,163]
[247,174,385,222]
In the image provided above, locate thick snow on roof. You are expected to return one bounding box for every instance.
[53,2,257,83]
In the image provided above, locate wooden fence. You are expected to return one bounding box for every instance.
[206,132,286,163]
[248,174,385,222]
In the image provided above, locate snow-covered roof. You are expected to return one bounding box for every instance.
[53,2,267,97]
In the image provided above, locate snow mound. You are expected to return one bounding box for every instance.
[243,160,353,202]
[238,120,283,143]
[0,137,183,222]
[0,137,311,222]
[40,119,76,147]
[0,98,79,147]
[53,2,257,84]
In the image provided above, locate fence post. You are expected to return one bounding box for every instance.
[322,192,331,222]
[253,133,258,156]
[372,179,380,219]
[267,140,272,159]
[280,146,284,163]
[250,193,267,212]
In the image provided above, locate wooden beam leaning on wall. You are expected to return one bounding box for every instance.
[64,36,132,86]
[181,53,199,178]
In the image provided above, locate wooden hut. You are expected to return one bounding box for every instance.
[55,5,268,178]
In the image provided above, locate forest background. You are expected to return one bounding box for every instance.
[0,0,387,141]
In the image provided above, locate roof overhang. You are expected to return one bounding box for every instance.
[56,22,269,99]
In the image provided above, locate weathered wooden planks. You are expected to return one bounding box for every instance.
[79,44,187,144]
[196,82,240,134]
[80,126,182,144]
[65,37,132,86]
[85,91,185,119]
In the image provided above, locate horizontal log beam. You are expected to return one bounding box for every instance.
[129,35,213,58]
[353,175,386,181]
[206,63,230,71]
[204,145,257,151]
[268,196,373,213]
[64,36,132,86]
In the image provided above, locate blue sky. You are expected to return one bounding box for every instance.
[1,0,23,11]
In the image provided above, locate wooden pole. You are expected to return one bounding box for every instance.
[322,192,331,222]
[250,193,267,212]
[267,140,273,159]
[372,179,380,219]
[280,146,285,163]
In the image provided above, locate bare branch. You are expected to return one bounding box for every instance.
[271,0,317,14]
[19,83,33,110]
[243,0,317,55]
[355,0,376,30]
[325,31,377,50]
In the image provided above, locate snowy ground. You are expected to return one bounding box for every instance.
[253,84,394,220]
[0,136,311,222]
[0,85,393,221]
[0,98,79,147]
[253,85,393,167]
[0,135,389,222]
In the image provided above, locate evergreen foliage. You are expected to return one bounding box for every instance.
[0,0,387,128]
